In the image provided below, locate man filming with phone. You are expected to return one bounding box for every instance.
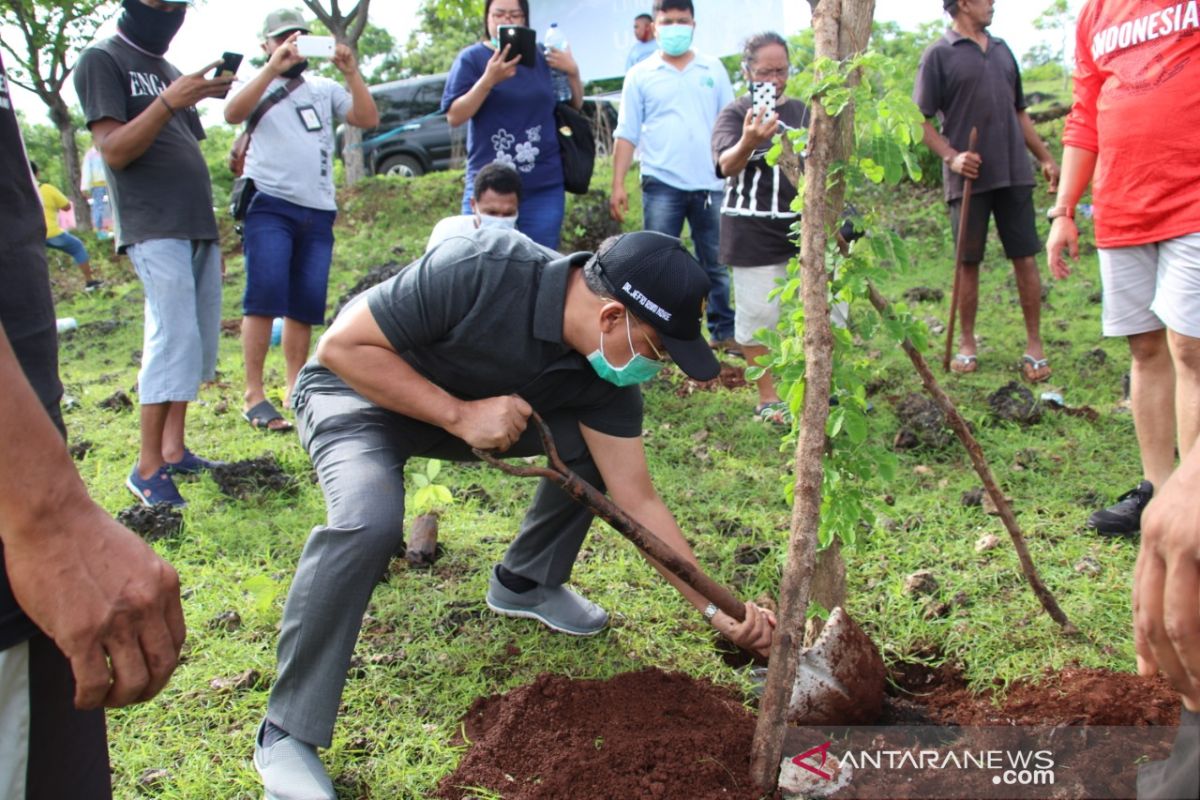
[225,8,378,433]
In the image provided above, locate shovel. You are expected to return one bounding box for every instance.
[473,412,886,724]
[943,126,979,373]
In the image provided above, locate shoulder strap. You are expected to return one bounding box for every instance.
[244,76,305,137]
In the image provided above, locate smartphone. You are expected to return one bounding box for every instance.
[497,25,537,68]
[295,34,336,58]
[213,51,242,79]
[751,81,776,116]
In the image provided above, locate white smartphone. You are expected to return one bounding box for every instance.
[295,35,335,58]
[751,81,776,116]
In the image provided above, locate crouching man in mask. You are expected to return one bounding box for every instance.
[253,230,776,798]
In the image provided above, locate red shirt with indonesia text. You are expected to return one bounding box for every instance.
[1062,0,1200,247]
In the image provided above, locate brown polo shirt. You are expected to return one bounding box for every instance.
[913,28,1034,203]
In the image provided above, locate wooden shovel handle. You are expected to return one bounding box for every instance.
[473,412,748,623]
[943,126,979,372]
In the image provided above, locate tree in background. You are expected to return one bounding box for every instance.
[300,0,372,182]
[1,0,117,232]
[394,0,480,78]
[1032,0,1071,90]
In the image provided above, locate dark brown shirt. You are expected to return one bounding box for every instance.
[913,29,1034,202]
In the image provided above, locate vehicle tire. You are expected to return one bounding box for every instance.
[377,154,424,178]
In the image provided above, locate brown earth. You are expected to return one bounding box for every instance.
[437,665,1182,800]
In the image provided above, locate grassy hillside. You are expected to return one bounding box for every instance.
[47,153,1135,799]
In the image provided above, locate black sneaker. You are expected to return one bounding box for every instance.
[1087,481,1153,537]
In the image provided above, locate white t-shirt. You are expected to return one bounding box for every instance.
[426,215,480,252]
[236,74,351,211]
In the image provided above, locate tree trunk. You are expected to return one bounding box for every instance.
[748,0,875,790]
[48,94,91,233]
[343,124,368,183]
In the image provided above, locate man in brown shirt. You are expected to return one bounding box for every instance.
[914,0,1060,382]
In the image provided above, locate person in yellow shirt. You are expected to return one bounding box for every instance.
[32,161,101,290]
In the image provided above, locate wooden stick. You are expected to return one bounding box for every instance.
[943,126,979,372]
[869,281,1076,633]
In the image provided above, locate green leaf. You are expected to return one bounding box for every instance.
[426,459,442,481]
[843,407,869,444]
[412,473,430,489]
[431,485,454,507]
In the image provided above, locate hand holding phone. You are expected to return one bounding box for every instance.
[497,25,537,68]
[295,35,335,58]
[210,52,241,98]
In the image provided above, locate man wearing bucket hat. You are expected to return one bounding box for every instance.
[225,8,378,434]
[253,229,776,799]
[74,0,233,507]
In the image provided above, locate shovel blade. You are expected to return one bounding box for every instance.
[787,607,885,725]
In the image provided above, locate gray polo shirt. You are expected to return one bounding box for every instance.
[293,229,643,438]
[913,29,1033,203]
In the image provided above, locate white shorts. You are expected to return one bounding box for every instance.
[733,263,789,346]
[1099,232,1200,338]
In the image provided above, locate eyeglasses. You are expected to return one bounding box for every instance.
[749,67,789,80]
[631,317,667,362]
[489,8,526,22]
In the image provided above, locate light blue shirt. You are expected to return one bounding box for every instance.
[625,39,658,72]
[614,51,734,192]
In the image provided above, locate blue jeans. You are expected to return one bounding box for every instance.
[640,176,734,340]
[45,232,89,264]
[462,180,565,251]
[242,192,337,325]
[89,186,111,230]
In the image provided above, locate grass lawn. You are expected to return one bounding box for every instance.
[46,153,1137,799]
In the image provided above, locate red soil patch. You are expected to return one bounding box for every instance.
[438,666,1182,800]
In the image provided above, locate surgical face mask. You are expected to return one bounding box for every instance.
[587,315,666,387]
[657,23,694,57]
[118,0,186,56]
[477,212,518,229]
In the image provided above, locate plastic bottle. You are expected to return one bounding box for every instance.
[56,317,78,334]
[271,317,283,346]
[543,23,572,103]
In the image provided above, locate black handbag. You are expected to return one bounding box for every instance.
[229,176,257,221]
[554,102,595,195]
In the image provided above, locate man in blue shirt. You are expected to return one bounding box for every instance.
[625,13,657,73]
[611,0,737,350]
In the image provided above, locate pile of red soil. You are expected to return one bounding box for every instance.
[437,669,767,800]
[438,665,1183,800]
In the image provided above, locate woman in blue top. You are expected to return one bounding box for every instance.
[442,0,583,250]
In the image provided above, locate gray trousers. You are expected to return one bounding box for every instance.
[267,391,604,748]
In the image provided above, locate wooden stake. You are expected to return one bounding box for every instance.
[943,126,978,372]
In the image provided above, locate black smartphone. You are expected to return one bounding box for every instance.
[213,52,243,79]
[497,25,536,68]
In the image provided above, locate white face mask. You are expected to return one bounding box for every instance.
[477,213,518,229]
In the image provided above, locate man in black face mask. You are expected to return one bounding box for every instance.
[74,0,235,508]
[224,8,378,434]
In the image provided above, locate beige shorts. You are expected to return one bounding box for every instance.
[1099,232,1200,338]
[732,263,789,346]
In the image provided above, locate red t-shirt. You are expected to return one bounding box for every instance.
[1062,0,1200,248]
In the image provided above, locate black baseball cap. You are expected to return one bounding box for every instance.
[592,231,720,381]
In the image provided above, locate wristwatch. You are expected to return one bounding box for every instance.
[702,602,719,623]
[1046,206,1075,220]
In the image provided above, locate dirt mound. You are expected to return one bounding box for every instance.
[438,664,1182,800]
[210,455,298,500]
[892,393,951,450]
[437,670,766,800]
[116,503,183,541]
[987,381,1042,425]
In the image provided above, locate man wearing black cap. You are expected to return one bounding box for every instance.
[914,0,1060,382]
[252,229,776,799]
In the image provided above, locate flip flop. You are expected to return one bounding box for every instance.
[243,399,294,432]
[1021,354,1052,383]
[755,401,792,427]
[949,353,978,374]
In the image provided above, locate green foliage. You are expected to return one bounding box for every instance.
[410,459,455,514]
[0,0,116,97]
[198,124,239,204]
[390,0,482,78]
[18,110,78,189]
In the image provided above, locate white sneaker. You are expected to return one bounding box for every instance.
[253,720,334,800]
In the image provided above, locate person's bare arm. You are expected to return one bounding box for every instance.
[446,45,520,127]
[1045,145,1098,280]
[1017,109,1059,192]
[609,137,636,222]
[581,424,776,658]
[921,119,980,179]
[1134,441,1200,711]
[316,300,531,450]
[225,33,301,125]
[94,61,233,170]
[0,325,184,709]
[333,43,379,129]
[717,106,779,179]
